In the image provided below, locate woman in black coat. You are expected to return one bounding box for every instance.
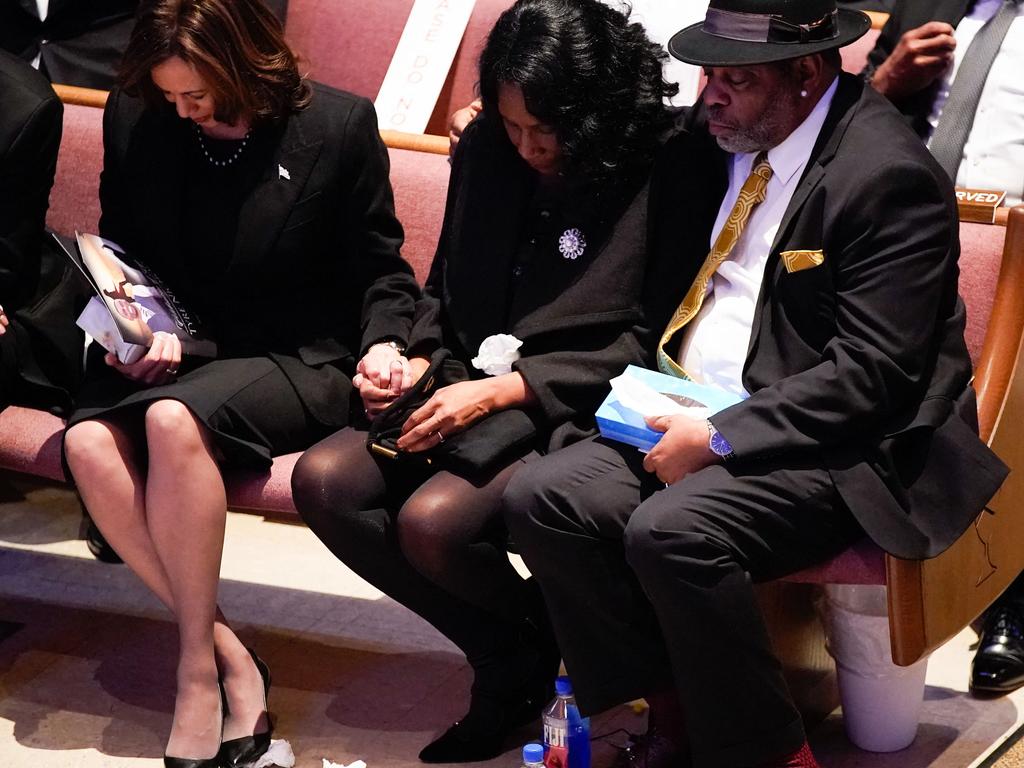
[61,1,419,766]
[291,0,678,761]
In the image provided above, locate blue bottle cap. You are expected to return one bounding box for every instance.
[523,743,545,763]
[555,676,573,696]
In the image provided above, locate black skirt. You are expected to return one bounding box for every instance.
[67,347,331,469]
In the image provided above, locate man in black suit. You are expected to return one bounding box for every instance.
[865,0,1024,693]
[863,0,1023,203]
[0,0,288,90]
[0,48,85,416]
[503,1,1007,766]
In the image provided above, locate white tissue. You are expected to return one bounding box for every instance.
[322,760,367,768]
[249,739,295,767]
[609,373,710,420]
[471,333,523,376]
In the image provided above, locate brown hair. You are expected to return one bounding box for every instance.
[120,0,311,124]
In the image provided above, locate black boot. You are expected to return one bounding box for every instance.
[419,619,560,763]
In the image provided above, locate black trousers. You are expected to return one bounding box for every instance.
[503,437,863,768]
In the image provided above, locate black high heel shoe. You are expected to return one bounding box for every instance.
[164,681,226,768]
[219,648,272,768]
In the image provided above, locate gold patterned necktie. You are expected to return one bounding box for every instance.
[656,153,774,378]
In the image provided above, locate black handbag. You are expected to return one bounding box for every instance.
[366,348,538,476]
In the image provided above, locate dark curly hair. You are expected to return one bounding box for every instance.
[120,0,311,124]
[478,0,677,187]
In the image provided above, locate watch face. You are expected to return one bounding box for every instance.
[710,430,733,457]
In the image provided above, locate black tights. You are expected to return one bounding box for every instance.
[291,427,553,700]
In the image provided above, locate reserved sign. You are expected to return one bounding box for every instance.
[956,188,1007,224]
[374,0,478,133]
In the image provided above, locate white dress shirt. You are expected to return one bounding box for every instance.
[925,0,1024,205]
[31,0,50,69]
[676,78,839,397]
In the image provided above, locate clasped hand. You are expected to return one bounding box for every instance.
[642,413,720,486]
[353,343,425,416]
[0,304,8,336]
[105,330,182,385]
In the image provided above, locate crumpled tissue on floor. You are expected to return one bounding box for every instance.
[323,759,367,768]
[247,739,296,767]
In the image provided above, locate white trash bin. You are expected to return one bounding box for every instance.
[823,585,929,752]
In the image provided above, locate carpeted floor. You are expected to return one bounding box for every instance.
[990,725,1024,767]
[2,475,1024,768]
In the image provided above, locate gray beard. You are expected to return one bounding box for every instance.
[711,83,800,154]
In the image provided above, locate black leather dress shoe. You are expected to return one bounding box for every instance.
[418,719,505,764]
[971,602,1024,694]
[613,728,691,768]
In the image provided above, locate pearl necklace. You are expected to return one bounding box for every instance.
[194,124,252,167]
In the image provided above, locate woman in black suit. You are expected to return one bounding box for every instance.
[291,0,677,761]
[62,1,419,766]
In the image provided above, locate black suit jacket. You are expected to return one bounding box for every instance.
[407,115,662,452]
[863,0,971,138]
[99,82,419,428]
[0,0,288,90]
[0,49,87,414]
[651,73,1007,560]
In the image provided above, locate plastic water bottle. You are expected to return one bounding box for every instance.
[542,676,590,768]
[522,742,545,768]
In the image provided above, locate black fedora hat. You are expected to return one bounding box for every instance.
[668,0,870,67]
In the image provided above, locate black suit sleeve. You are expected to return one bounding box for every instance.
[0,85,61,310]
[713,157,958,459]
[334,98,419,354]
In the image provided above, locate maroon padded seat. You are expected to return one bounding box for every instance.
[47,101,104,237]
[285,0,512,134]
[387,145,450,281]
[0,407,67,482]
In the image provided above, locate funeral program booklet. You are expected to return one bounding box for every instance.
[53,232,216,364]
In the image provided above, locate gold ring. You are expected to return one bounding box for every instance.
[436,431,445,443]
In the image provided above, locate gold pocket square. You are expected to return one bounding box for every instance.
[781,249,825,274]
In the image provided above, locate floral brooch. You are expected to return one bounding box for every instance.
[558,228,586,260]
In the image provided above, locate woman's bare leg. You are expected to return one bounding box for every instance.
[65,410,267,757]
[65,418,177,609]
[143,400,267,753]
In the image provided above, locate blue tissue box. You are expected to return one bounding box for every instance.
[596,365,744,451]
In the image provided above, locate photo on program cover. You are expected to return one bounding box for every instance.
[76,232,157,346]
[52,232,216,364]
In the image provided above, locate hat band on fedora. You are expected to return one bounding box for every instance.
[703,8,839,44]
